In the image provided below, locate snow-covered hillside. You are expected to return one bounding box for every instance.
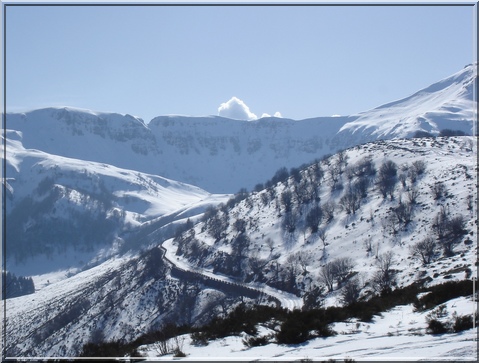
[339,63,476,140]
[167,136,477,305]
[142,136,477,361]
[137,294,477,361]
[2,64,477,360]
[2,129,228,276]
[4,248,259,357]
[5,64,475,193]
[4,137,477,359]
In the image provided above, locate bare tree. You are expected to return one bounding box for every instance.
[293,178,315,206]
[233,218,247,235]
[249,251,269,278]
[319,262,336,292]
[271,166,290,185]
[363,236,373,255]
[290,166,302,184]
[319,257,354,292]
[406,186,420,205]
[331,257,354,286]
[318,228,328,248]
[431,206,466,257]
[340,276,361,306]
[154,339,171,356]
[207,211,228,241]
[260,192,270,207]
[410,237,438,265]
[400,173,409,189]
[296,251,310,274]
[432,205,449,241]
[393,199,414,226]
[448,214,467,238]
[322,201,336,223]
[431,181,447,200]
[337,149,349,169]
[281,190,294,213]
[339,187,362,215]
[405,160,426,185]
[313,161,325,181]
[152,324,183,356]
[377,160,398,200]
[371,251,396,295]
[354,175,371,199]
[381,212,401,235]
[466,194,474,212]
[353,157,376,177]
[232,233,250,259]
[345,165,356,182]
[408,167,418,185]
[282,211,297,233]
[306,205,323,233]
[411,160,427,177]
[328,163,342,189]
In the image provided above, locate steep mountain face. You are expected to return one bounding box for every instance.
[6,64,475,194]
[6,108,355,193]
[147,115,355,193]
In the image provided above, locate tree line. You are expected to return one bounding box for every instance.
[2,271,35,299]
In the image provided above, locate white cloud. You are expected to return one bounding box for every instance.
[261,111,283,119]
[218,97,257,121]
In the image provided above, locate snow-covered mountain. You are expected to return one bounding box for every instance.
[5,64,476,193]
[166,136,477,300]
[2,129,228,276]
[4,136,477,359]
[2,64,477,360]
[338,63,476,141]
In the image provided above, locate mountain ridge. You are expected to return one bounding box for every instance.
[5,64,475,193]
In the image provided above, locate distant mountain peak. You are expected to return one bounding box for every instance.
[339,64,475,139]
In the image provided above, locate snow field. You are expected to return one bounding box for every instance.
[137,295,476,361]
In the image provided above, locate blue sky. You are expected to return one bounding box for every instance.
[4,2,476,122]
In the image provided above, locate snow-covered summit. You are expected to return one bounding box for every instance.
[339,63,476,139]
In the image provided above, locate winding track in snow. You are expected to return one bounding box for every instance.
[159,239,303,310]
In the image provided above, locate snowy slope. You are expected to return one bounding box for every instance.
[138,294,477,361]
[339,63,476,140]
[3,137,477,359]
[168,136,477,305]
[147,136,478,361]
[4,249,257,358]
[5,64,475,193]
[1,129,227,276]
